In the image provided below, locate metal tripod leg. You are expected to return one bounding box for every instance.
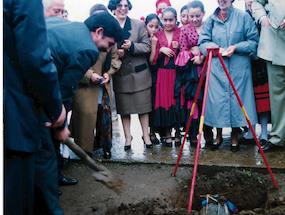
[172,47,278,212]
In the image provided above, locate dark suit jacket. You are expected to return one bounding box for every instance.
[3,0,62,152]
[113,17,152,93]
[46,17,99,111]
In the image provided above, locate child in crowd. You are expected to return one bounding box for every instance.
[155,0,172,21]
[145,14,161,144]
[180,5,189,26]
[188,0,205,34]
[153,7,181,146]
[175,0,206,147]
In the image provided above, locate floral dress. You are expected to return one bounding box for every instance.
[175,23,202,138]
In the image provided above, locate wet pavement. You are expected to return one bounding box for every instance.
[103,114,285,173]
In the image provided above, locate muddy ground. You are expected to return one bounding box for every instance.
[59,160,285,215]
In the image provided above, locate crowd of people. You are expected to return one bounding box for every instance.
[4,0,284,214]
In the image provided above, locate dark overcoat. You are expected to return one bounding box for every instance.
[4,0,62,153]
[46,17,99,111]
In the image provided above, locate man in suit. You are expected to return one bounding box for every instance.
[34,11,122,214]
[42,0,79,190]
[3,0,66,214]
[252,0,285,152]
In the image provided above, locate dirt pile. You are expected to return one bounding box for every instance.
[105,169,285,215]
[59,162,285,215]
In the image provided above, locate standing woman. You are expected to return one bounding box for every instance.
[198,0,259,152]
[108,0,153,150]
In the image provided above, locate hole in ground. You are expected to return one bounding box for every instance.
[106,169,284,214]
[173,169,268,212]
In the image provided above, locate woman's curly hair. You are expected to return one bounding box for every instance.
[108,0,132,11]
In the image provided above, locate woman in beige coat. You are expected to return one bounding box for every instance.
[70,44,121,158]
[108,0,153,150]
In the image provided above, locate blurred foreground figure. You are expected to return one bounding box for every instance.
[252,0,285,152]
[3,0,65,214]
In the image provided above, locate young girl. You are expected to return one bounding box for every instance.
[180,5,189,26]
[145,14,161,144]
[175,0,206,147]
[188,0,205,34]
[153,7,181,146]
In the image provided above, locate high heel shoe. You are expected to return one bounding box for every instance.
[142,137,153,149]
[124,136,133,151]
[149,133,160,145]
[124,145,131,150]
[212,137,223,150]
[163,136,173,147]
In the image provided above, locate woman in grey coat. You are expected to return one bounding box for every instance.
[198,0,259,151]
[108,0,153,149]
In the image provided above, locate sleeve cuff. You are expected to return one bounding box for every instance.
[129,41,134,54]
[175,51,192,66]
[258,15,266,25]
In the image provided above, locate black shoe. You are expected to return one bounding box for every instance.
[124,136,133,150]
[261,141,283,153]
[58,177,78,186]
[149,134,160,145]
[58,190,62,196]
[142,137,153,149]
[163,137,173,147]
[212,138,223,150]
[260,139,268,147]
[124,145,131,150]
[238,137,255,145]
[103,150,111,159]
[231,142,240,152]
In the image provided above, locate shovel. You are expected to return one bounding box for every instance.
[65,137,125,195]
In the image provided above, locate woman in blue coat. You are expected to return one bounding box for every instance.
[198,0,259,152]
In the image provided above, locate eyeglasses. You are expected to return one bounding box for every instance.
[117,3,129,8]
[163,18,174,22]
[53,9,65,14]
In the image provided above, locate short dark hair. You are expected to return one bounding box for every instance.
[162,7,177,20]
[188,0,205,13]
[180,5,188,14]
[89,4,108,16]
[108,0,132,11]
[84,12,122,42]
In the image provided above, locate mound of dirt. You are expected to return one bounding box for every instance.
[59,161,285,215]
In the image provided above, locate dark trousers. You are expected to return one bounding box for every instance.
[34,113,64,215]
[94,95,112,152]
[5,150,35,215]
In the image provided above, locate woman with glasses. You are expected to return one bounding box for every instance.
[108,0,153,150]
